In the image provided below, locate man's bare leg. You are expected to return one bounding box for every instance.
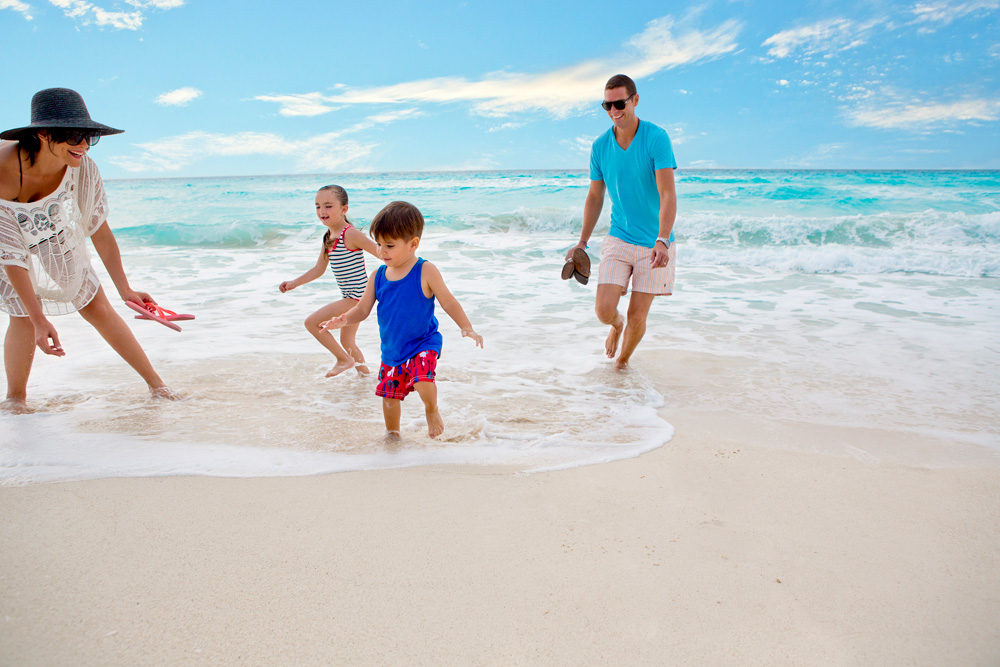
[615,291,656,371]
[595,284,625,359]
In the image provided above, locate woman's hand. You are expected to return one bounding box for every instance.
[120,288,156,307]
[279,280,296,293]
[33,317,65,356]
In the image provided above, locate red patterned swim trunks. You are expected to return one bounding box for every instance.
[375,350,439,400]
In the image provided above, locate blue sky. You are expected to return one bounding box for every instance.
[3,0,998,177]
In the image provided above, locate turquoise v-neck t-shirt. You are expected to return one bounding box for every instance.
[589,119,677,248]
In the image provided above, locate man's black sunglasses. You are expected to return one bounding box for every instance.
[601,96,633,111]
[49,128,101,147]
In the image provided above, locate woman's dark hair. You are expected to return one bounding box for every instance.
[15,130,43,166]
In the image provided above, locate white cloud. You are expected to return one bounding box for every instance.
[155,87,202,106]
[256,15,741,119]
[109,131,376,173]
[562,135,597,155]
[909,0,999,30]
[1,0,33,20]
[47,0,182,30]
[486,122,524,133]
[847,97,1000,128]
[110,109,419,173]
[762,17,883,59]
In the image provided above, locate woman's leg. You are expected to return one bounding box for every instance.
[304,299,358,378]
[2,315,36,413]
[77,287,170,394]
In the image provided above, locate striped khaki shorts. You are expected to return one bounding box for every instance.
[598,235,676,296]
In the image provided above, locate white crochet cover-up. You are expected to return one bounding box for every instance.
[0,153,107,317]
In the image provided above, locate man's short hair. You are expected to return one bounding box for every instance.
[370,201,425,241]
[605,74,637,98]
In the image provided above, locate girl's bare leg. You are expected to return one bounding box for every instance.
[413,381,444,438]
[339,324,369,375]
[2,315,35,414]
[77,288,176,398]
[304,300,357,378]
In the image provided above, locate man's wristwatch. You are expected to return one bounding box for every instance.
[656,237,671,250]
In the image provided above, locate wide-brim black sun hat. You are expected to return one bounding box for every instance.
[0,87,123,140]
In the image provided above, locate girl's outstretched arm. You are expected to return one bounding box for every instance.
[280,246,327,293]
[421,262,483,348]
[320,271,377,330]
[344,227,380,257]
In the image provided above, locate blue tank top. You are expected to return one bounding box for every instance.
[374,258,443,367]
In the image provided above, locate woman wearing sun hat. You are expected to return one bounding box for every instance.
[0,87,177,413]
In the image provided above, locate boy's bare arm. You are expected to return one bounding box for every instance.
[422,262,484,347]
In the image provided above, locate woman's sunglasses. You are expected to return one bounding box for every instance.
[601,96,633,111]
[49,129,102,147]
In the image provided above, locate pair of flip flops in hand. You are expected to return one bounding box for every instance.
[561,247,591,285]
[126,301,195,332]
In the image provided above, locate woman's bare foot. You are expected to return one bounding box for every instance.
[325,358,355,378]
[354,362,371,377]
[605,314,624,358]
[426,408,445,438]
[150,386,185,401]
[382,430,402,445]
[0,398,32,414]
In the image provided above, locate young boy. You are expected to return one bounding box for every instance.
[321,201,483,440]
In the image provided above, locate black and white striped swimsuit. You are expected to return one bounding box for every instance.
[326,224,368,300]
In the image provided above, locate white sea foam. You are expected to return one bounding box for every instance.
[2,170,998,483]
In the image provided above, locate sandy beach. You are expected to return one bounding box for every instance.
[3,359,998,666]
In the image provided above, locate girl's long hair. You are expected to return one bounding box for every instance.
[319,185,350,251]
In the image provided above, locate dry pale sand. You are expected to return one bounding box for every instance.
[2,403,999,667]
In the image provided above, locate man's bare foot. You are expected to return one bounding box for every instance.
[150,386,185,401]
[426,409,445,438]
[605,314,624,358]
[0,398,32,414]
[354,362,370,377]
[325,358,355,378]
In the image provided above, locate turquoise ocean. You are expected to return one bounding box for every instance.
[2,169,999,483]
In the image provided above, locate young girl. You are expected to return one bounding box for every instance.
[279,185,379,378]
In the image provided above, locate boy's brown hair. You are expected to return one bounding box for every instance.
[369,201,424,241]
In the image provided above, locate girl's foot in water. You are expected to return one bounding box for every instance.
[325,357,355,377]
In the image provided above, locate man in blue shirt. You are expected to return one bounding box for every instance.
[566,74,678,371]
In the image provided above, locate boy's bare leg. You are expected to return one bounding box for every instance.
[2,316,35,414]
[382,396,402,440]
[413,381,444,438]
[304,301,355,378]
